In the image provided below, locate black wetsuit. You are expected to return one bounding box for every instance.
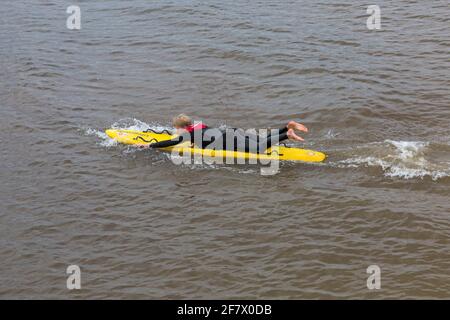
[150,126,289,154]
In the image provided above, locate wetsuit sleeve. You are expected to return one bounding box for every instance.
[149,131,191,148]
[267,126,288,137]
[149,136,183,148]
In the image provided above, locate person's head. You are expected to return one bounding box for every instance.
[172,114,192,130]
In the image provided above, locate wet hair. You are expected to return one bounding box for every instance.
[172,114,192,128]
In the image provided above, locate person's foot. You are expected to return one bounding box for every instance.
[287,121,308,133]
[287,128,304,142]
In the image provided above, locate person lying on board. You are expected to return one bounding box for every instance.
[138,114,308,154]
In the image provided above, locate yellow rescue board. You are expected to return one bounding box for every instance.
[105,129,326,163]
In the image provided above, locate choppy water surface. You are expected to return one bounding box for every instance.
[1,1,449,299]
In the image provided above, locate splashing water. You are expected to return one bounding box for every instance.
[338,140,450,180]
[81,127,118,148]
[111,118,171,133]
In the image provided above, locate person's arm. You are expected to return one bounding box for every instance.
[149,136,183,148]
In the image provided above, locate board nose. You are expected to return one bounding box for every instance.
[105,129,120,139]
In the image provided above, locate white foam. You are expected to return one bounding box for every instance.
[110,118,172,133]
[82,127,118,147]
[338,140,450,181]
[324,129,340,139]
[385,140,428,161]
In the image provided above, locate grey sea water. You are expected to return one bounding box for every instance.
[0,0,449,299]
